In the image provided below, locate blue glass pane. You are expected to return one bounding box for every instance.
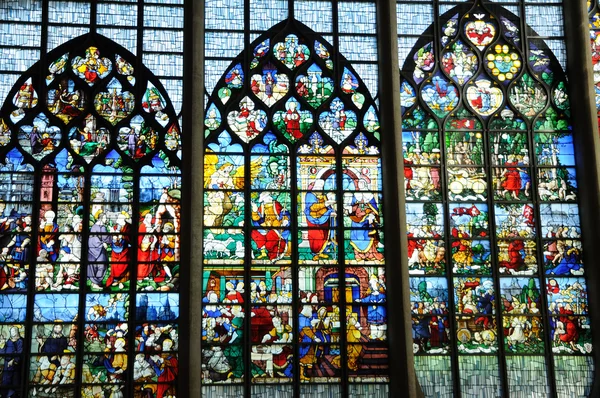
[339,36,378,62]
[96,28,137,53]
[160,78,183,114]
[397,3,434,36]
[142,53,184,77]
[0,23,41,47]
[353,63,379,99]
[205,32,245,58]
[414,356,453,397]
[525,5,564,37]
[0,0,42,22]
[206,0,244,30]
[250,0,288,31]
[97,3,138,26]
[48,1,90,25]
[143,29,185,53]
[294,0,333,33]
[0,49,38,72]
[205,60,232,96]
[143,5,184,28]
[339,2,377,34]
[47,25,89,51]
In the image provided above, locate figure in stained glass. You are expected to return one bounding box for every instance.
[47,54,69,84]
[87,212,110,289]
[465,18,496,50]
[302,180,337,261]
[118,115,158,160]
[72,47,111,85]
[544,239,583,276]
[105,213,131,289]
[227,97,267,142]
[346,193,383,262]
[421,74,459,117]
[251,63,289,107]
[274,34,310,70]
[355,274,387,340]
[115,55,135,84]
[413,42,435,83]
[466,79,503,117]
[0,325,24,394]
[314,39,333,70]
[251,39,270,69]
[401,81,417,114]
[204,104,221,132]
[18,114,61,161]
[509,73,547,118]
[142,83,169,126]
[500,16,520,46]
[47,79,85,124]
[442,40,478,85]
[94,78,134,125]
[341,68,359,94]
[296,64,334,108]
[11,79,38,122]
[318,98,357,143]
[273,98,312,142]
[69,115,110,163]
[250,191,291,262]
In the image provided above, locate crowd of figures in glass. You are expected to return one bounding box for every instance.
[403,1,593,396]
[0,35,181,397]
[202,20,388,388]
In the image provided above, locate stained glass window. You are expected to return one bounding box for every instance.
[202,1,388,396]
[0,1,184,397]
[1,0,599,397]
[589,0,600,129]
[399,0,594,396]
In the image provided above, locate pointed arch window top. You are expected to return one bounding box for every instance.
[2,33,181,166]
[206,19,379,149]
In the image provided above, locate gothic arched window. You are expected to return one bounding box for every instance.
[399,1,594,396]
[201,12,389,398]
[0,33,182,397]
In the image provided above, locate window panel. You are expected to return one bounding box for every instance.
[144,5,185,28]
[401,1,594,396]
[0,23,42,47]
[96,3,138,26]
[203,0,387,393]
[294,0,333,33]
[0,3,184,397]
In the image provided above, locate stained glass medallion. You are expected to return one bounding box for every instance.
[203,16,387,392]
[403,0,593,396]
